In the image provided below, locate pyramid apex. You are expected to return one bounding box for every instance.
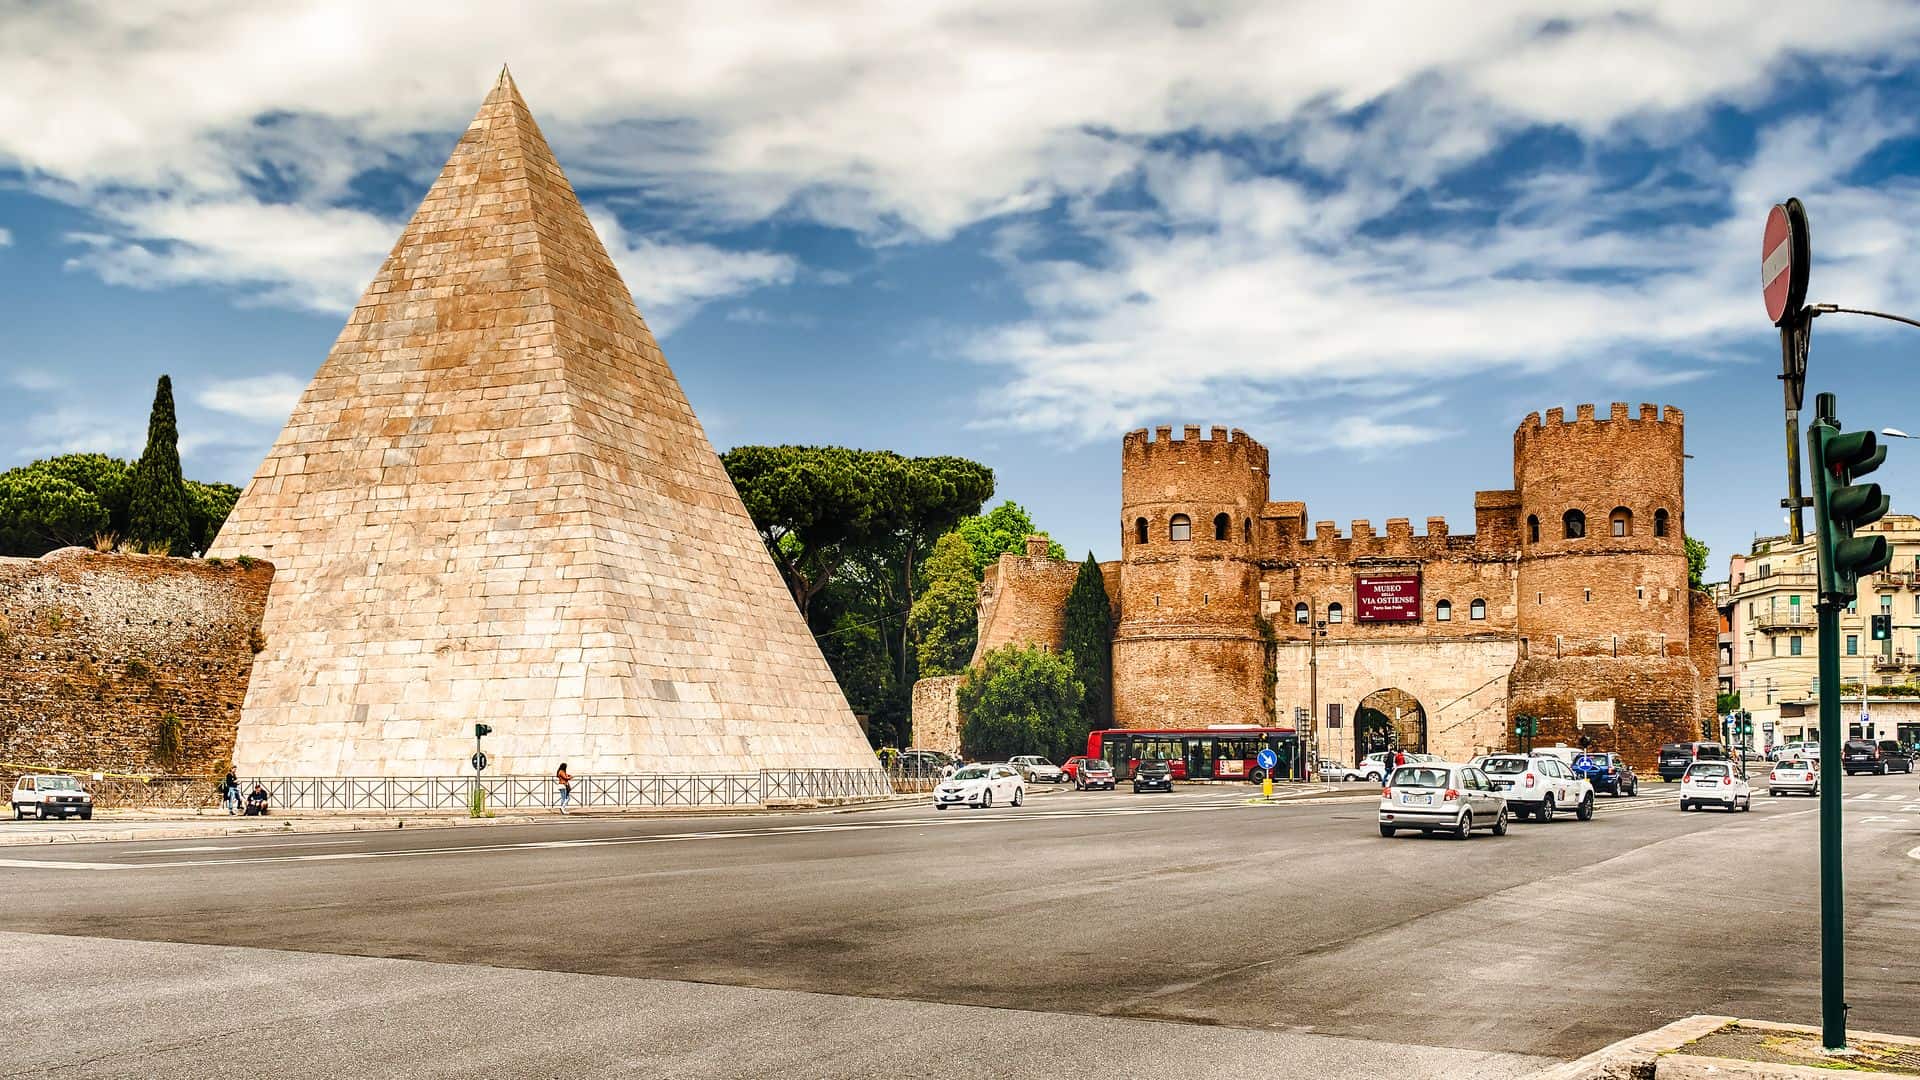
[484,64,525,108]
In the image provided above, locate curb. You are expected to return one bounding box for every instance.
[1525,1015,1732,1080]
[0,795,929,847]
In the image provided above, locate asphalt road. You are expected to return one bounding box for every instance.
[3,769,1917,1078]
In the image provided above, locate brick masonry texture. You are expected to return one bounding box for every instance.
[207,71,880,780]
[923,405,1710,772]
[0,549,273,803]
[910,674,965,755]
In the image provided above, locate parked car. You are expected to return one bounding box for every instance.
[1132,759,1174,794]
[1658,741,1729,782]
[1009,755,1067,783]
[1572,751,1639,796]
[11,774,94,820]
[1884,740,1919,772]
[1767,758,1818,797]
[932,763,1024,809]
[1318,759,1357,781]
[895,749,956,778]
[1679,760,1751,812]
[1068,757,1115,790]
[1773,740,1819,761]
[1378,763,1509,839]
[1476,753,1594,821]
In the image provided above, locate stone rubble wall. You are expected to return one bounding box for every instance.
[0,549,274,804]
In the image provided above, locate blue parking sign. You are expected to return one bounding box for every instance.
[1256,748,1277,771]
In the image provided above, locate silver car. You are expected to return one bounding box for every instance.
[1378,763,1509,839]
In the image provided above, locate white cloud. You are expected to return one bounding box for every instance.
[196,374,308,425]
[3,2,1920,440]
[0,227,11,246]
[589,209,795,336]
[7,369,62,392]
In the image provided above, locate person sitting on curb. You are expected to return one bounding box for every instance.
[244,782,270,816]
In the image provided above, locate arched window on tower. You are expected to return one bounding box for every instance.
[1563,509,1586,539]
[1654,508,1670,537]
[1610,506,1632,537]
[1327,602,1344,624]
[1527,515,1540,544]
[1214,513,1230,541]
[1244,517,1252,542]
[1135,517,1148,545]
[1470,598,1487,620]
[1435,599,1452,622]
[1169,514,1192,541]
[1294,602,1309,625]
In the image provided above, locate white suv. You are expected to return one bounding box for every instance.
[1476,754,1594,822]
[11,774,94,820]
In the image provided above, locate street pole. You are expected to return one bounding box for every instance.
[1817,595,1847,1049]
[1308,615,1320,770]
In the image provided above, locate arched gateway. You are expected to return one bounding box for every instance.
[1354,688,1427,760]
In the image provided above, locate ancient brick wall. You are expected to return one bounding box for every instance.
[1689,589,1720,731]
[1112,635,1269,729]
[910,674,965,755]
[0,549,274,802]
[1506,655,1705,773]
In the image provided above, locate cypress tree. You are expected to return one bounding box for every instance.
[1061,552,1114,733]
[126,375,192,555]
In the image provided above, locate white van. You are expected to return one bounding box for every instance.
[11,774,94,820]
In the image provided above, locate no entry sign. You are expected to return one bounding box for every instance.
[1355,573,1421,622]
[1764,200,1809,326]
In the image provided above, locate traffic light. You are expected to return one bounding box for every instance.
[1512,714,1538,737]
[1807,392,1891,604]
[475,723,493,738]
[1872,614,1892,641]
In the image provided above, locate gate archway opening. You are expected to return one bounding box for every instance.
[1354,687,1427,762]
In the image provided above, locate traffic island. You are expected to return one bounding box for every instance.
[1530,1016,1920,1079]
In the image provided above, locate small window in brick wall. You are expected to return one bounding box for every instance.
[1611,506,1632,537]
[1294,602,1309,624]
[1470,598,1487,620]
[1169,514,1191,541]
[1435,600,1452,621]
[1654,508,1670,537]
[1135,517,1149,545]
[1244,517,1252,542]
[1564,509,1586,539]
[1327,602,1344,624]
[1527,515,1540,543]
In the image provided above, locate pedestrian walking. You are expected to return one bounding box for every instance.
[555,762,573,814]
[221,770,241,815]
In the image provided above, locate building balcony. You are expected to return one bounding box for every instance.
[1750,611,1811,632]
[1873,570,1920,590]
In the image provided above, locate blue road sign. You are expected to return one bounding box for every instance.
[1256,748,1277,771]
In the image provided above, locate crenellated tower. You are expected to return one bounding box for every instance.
[1112,425,1271,728]
[1513,403,1689,655]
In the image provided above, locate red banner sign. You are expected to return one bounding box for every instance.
[1355,574,1421,622]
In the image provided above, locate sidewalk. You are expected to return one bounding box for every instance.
[1529,1015,1920,1079]
[0,794,929,847]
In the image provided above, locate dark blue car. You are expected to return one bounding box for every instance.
[1572,752,1639,796]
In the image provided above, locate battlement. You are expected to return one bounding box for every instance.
[1516,402,1684,439]
[1274,512,1485,560]
[1123,424,1269,472]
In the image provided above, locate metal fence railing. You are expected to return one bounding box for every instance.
[241,769,892,813]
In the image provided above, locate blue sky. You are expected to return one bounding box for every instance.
[6,3,1920,577]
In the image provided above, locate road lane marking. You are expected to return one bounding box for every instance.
[0,801,1264,871]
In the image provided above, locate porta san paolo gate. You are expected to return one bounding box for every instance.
[208,71,886,799]
[920,405,1716,773]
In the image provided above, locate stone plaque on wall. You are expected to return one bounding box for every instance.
[1576,698,1617,727]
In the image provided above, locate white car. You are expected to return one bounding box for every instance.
[1008,755,1067,783]
[1475,753,1594,821]
[1767,758,1818,797]
[11,774,94,820]
[1317,759,1355,781]
[1378,762,1510,839]
[933,763,1025,810]
[1679,760,1751,812]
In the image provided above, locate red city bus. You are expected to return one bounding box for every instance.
[1086,726,1300,782]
